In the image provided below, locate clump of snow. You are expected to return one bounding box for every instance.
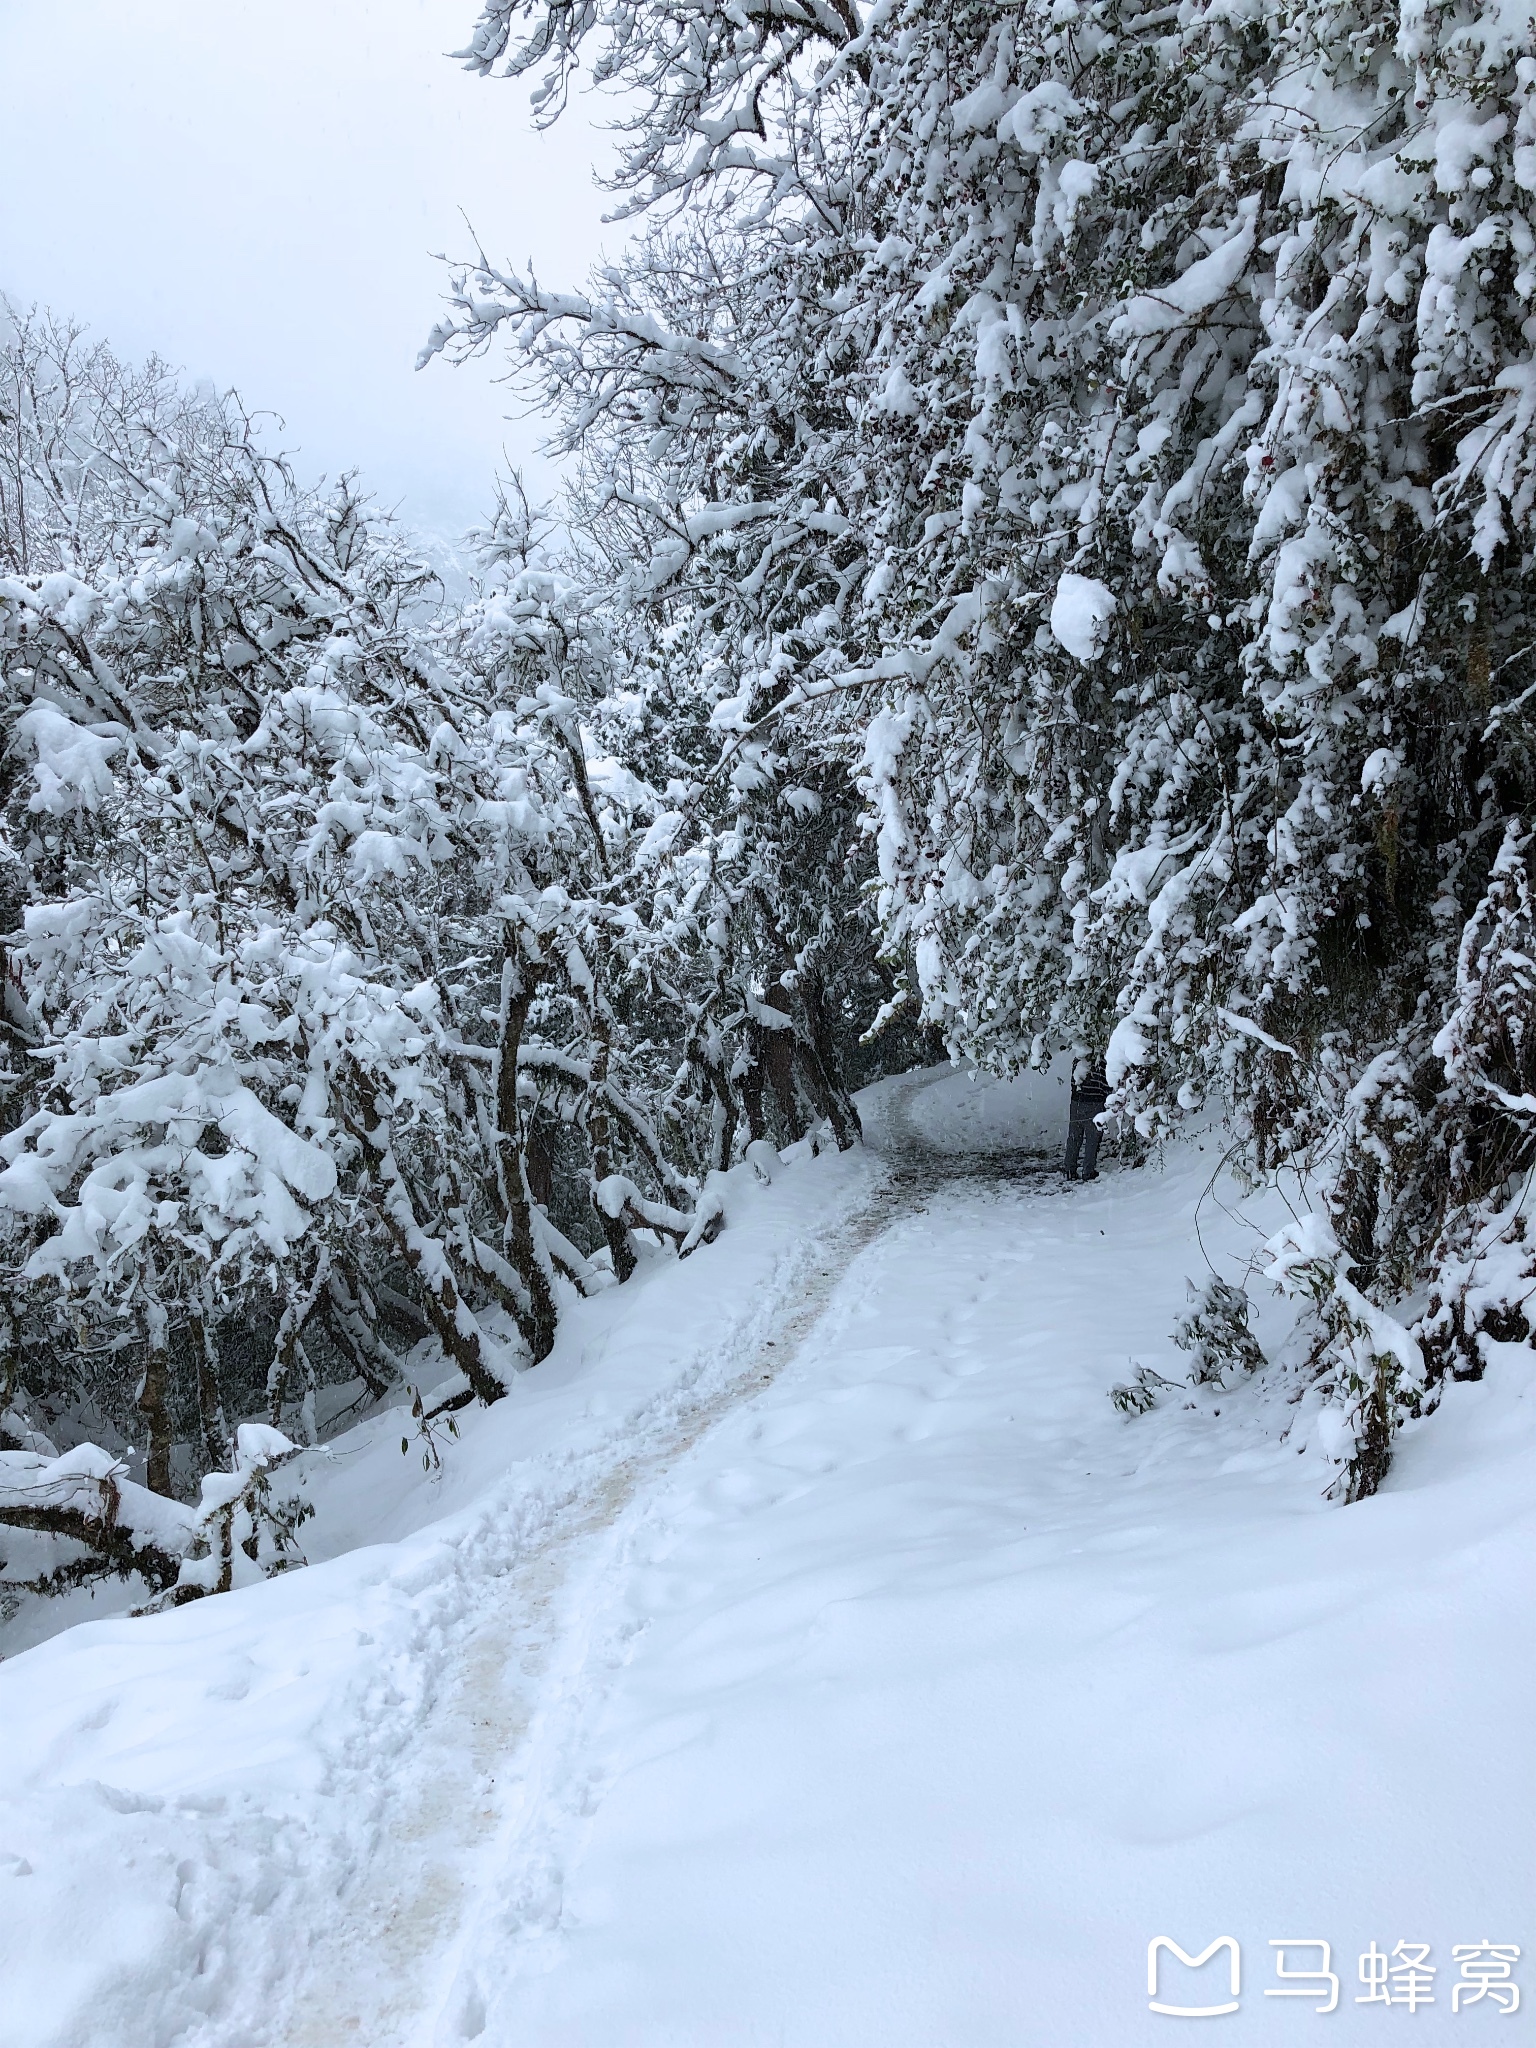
[1111,204,1258,337]
[1361,746,1401,796]
[1106,1003,1158,1085]
[14,704,121,815]
[1049,572,1117,661]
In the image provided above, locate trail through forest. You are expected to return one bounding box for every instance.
[0,1069,1529,2048]
[279,1070,1535,2048]
[281,1079,942,2048]
[9,0,1536,2035]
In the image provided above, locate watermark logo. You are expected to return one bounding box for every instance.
[1147,1938,1521,2017]
[1148,1937,1241,2017]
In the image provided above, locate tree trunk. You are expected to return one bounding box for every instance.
[686,1015,739,1172]
[587,1013,638,1282]
[196,1314,231,1473]
[323,1267,397,1399]
[524,1111,556,1210]
[138,1295,174,1498]
[0,1314,20,1421]
[739,1051,768,1144]
[494,952,560,1361]
[267,1249,330,1429]
[348,1078,508,1404]
[755,973,804,1139]
[796,969,863,1150]
[1346,1356,1397,1502]
[377,1203,505,1403]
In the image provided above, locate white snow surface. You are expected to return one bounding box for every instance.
[0,1067,1530,2046]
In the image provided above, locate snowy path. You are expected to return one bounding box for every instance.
[295,1070,1533,2048]
[280,1137,922,2048]
[1,1068,1530,2048]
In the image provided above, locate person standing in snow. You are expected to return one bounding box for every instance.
[1063,1057,1108,1181]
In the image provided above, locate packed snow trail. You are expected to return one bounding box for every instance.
[298,1069,1533,2048]
[274,1065,1026,2045]
[0,1067,1530,2047]
[278,1134,925,2048]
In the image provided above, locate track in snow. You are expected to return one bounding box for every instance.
[282,1072,1044,2047]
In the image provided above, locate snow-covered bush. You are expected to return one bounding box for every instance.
[1264,1215,1428,1501]
[1108,1364,1180,1415]
[1173,1278,1265,1388]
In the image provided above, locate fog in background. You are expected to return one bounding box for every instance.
[0,0,620,555]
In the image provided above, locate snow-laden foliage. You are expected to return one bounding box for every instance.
[1173,1275,1265,1388]
[446,0,1536,1493]
[0,316,867,1601]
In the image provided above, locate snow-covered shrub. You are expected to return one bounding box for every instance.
[1421,1194,1536,1378]
[167,1424,309,1603]
[1108,1364,1180,1415]
[1265,1216,1428,1501]
[1172,1278,1264,1388]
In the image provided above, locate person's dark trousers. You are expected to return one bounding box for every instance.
[1064,1111,1101,1179]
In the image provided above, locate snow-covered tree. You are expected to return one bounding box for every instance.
[442,0,1536,1490]
[0,314,772,1598]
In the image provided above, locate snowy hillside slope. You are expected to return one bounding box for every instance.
[0,1068,1530,2047]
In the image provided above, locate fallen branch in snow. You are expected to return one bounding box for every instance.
[0,1426,312,1605]
[593,1173,728,1256]
[0,1444,192,1594]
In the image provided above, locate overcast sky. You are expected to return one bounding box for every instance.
[0,0,620,553]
